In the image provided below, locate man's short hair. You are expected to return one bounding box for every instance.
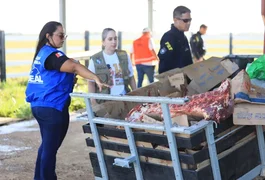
[200,24,207,29]
[173,6,191,18]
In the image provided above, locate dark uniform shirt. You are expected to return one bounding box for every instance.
[158,24,193,74]
[190,31,206,59]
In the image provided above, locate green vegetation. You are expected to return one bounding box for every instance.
[0,78,87,119]
[69,79,87,111]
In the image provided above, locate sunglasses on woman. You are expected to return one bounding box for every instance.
[54,34,68,40]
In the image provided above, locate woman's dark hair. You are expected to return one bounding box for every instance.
[33,21,62,61]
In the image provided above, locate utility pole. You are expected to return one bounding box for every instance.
[262,0,265,54]
[59,0,66,53]
[0,31,6,82]
[148,0,153,32]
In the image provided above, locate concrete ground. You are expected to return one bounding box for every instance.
[0,117,95,180]
[0,116,264,180]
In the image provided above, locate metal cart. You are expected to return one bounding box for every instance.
[71,92,265,180]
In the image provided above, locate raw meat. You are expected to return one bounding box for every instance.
[126,79,233,123]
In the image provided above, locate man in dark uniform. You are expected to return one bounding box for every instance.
[158,6,193,74]
[190,24,207,63]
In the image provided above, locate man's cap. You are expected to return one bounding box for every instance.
[142,28,150,33]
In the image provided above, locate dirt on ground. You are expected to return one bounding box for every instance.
[1,118,265,180]
[0,119,95,180]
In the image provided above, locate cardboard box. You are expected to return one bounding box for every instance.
[183,57,238,94]
[167,73,187,95]
[93,78,180,119]
[92,57,239,123]
[156,57,239,95]
[232,70,265,104]
[127,78,178,97]
[155,68,183,81]
[233,103,265,125]
[142,112,190,127]
[92,101,128,118]
[168,73,186,89]
[231,70,251,100]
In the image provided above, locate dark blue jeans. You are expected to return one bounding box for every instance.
[136,64,155,88]
[32,99,70,180]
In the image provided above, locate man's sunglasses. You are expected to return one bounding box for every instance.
[177,18,192,23]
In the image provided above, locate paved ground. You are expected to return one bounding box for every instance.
[0,118,95,180]
[0,117,24,126]
[0,116,265,180]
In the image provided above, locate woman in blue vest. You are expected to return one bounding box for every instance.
[25,21,108,180]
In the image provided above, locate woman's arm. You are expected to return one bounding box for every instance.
[60,59,108,91]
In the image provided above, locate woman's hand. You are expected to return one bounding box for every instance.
[95,77,110,92]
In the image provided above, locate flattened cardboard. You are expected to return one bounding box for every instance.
[94,78,179,119]
[231,70,251,99]
[186,80,201,95]
[172,115,190,127]
[142,114,163,124]
[220,60,239,74]
[127,78,178,97]
[155,78,178,96]
[142,113,190,127]
[183,57,238,93]
[233,103,265,125]
[92,101,128,119]
[156,57,239,94]
[92,57,239,120]
[232,70,265,105]
[127,83,160,97]
[166,91,182,98]
[155,68,183,81]
[168,73,186,90]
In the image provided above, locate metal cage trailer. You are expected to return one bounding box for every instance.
[71,93,265,180]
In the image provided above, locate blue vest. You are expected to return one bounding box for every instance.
[25,45,74,111]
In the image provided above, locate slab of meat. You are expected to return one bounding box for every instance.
[126,79,233,123]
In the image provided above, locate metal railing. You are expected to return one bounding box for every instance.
[71,92,265,179]
[70,92,222,180]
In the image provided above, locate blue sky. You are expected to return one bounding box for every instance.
[0,0,263,34]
